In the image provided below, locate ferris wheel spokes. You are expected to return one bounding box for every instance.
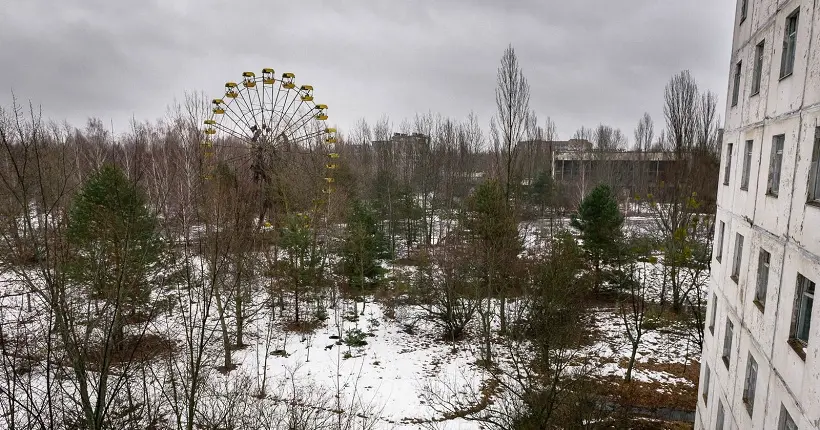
[202,68,339,218]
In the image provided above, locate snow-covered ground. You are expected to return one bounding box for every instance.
[226,301,485,429]
[0,214,705,428]
[576,309,699,388]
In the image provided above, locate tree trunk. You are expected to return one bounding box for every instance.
[671,265,682,313]
[235,294,244,347]
[625,343,639,382]
[294,277,300,323]
[213,293,232,370]
[499,297,507,335]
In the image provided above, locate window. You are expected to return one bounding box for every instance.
[808,127,820,202]
[768,135,785,196]
[709,293,718,334]
[716,401,726,430]
[755,249,771,309]
[779,405,797,430]
[732,233,744,281]
[752,41,764,95]
[702,364,711,403]
[716,221,726,261]
[722,319,734,368]
[791,274,815,348]
[780,9,799,79]
[732,61,742,106]
[740,0,748,23]
[724,143,734,185]
[741,140,753,190]
[742,353,758,414]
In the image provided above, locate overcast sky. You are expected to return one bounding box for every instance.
[1,0,736,145]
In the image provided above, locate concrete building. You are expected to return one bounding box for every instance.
[696,1,820,429]
[551,150,678,205]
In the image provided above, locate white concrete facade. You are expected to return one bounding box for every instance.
[696,1,820,429]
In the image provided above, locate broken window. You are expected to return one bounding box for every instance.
[752,40,764,95]
[780,9,799,79]
[742,353,758,414]
[722,319,734,368]
[741,139,753,190]
[768,135,785,196]
[755,249,770,309]
[808,127,820,202]
[732,233,744,281]
[791,274,815,347]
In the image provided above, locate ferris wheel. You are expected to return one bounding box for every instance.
[201,69,338,226]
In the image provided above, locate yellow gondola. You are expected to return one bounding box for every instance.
[212,98,225,114]
[326,163,337,169]
[204,128,216,135]
[242,71,256,88]
[225,82,239,98]
[328,153,340,159]
[325,127,337,134]
[200,140,213,148]
[326,137,337,144]
[262,68,275,84]
[282,72,295,89]
[324,177,334,183]
[322,188,335,194]
[315,104,328,120]
[300,85,314,101]
[204,119,216,125]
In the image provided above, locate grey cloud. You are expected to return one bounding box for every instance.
[1,0,734,144]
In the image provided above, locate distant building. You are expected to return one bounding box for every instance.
[695,1,820,430]
[371,132,430,155]
[552,150,678,204]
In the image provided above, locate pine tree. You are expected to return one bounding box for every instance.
[464,179,521,356]
[280,213,324,323]
[341,200,389,290]
[66,165,162,346]
[570,184,624,291]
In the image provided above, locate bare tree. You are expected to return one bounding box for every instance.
[593,124,626,151]
[492,44,531,202]
[663,70,699,155]
[571,126,595,143]
[618,260,655,382]
[634,113,654,152]
[697,90,719,154]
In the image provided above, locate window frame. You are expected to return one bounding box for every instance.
[755,249,770,310]
[716,401,726,430]
[751,40,765,96]
[779,405,797,430]
[790,274,815,349]
[808,127,820,203]
[741,139,753,190]
[742,353,758,415]
[732,61,742,106]
[740,0,748,23]
[724,143,734,186]
[731,233,744,282]
[709,293,718,334]
[780,9,799,80]
[716,221,726,261]
[702,364,711,404]
[722,319,734,368]
[768,134,785,196]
